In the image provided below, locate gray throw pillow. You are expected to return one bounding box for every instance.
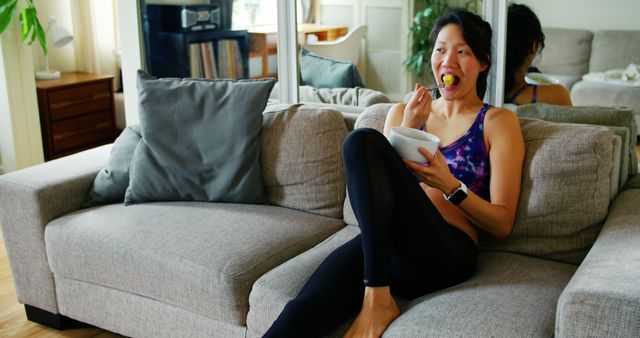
[124,70,276,205]
[83,125,141,207]
[300,48,365,88]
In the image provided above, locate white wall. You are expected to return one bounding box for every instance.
[32,0,76,74]
[520,0,640,31]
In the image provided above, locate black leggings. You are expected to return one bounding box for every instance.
[263,128,477,338]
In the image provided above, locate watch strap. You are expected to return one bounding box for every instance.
[444,180,468,205]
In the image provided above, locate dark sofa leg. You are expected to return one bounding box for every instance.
[24,304,90,330]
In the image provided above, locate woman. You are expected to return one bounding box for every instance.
[264,9,524,338]
[505,3,572,106]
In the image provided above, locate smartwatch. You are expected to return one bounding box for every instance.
[444,180,468,205]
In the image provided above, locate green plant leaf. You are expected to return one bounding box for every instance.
[19,6,38,44]
[0,0,17,35]
[34,13,46,54]
[18,6,29,40]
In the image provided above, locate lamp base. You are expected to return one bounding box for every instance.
[35,70,61,80]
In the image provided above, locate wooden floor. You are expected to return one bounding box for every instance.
[0,232,122,338]
[2,143,640,337]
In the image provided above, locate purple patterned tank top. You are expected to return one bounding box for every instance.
[438,104,491,201]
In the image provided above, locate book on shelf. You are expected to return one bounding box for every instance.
[188,42,219,79]
[188,43,203,78]
[217,39,245,80]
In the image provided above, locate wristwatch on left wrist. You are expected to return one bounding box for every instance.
[444,180,468,205]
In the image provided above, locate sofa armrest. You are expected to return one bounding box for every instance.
[556,188,640,337]
[0,145,110,313]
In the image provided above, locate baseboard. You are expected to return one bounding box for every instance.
[24,304,91,330]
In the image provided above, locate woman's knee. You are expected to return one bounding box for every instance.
[343,128,388,159]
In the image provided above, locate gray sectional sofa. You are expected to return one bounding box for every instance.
[538,28,640,135]
[1,102,640,338]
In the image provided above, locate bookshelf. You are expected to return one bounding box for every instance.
[147,29,250,80]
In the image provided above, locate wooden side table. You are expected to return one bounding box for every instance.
[245,23,349,78]
[36,72,117,160]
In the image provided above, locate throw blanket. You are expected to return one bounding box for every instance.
[583,63,640,87]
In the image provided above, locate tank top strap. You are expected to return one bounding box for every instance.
[531,84,538,103]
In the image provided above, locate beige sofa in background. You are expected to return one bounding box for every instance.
[537,28,640,136]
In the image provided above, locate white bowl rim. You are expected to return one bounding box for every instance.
[391,126,440,143]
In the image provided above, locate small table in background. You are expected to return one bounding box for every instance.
[35,72,117,160]
[244,23,349,78]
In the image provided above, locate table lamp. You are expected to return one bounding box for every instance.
[35,16,74,80]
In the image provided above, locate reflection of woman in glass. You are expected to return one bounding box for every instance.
[264,9,525,338]
[505,3,572,106]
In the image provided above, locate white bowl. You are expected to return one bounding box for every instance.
[389,127,440,162]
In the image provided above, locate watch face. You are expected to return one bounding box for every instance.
[448,189,467,205]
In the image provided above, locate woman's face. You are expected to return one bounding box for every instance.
[431,23,487,100]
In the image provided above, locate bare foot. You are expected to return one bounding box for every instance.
[344,286,400,338]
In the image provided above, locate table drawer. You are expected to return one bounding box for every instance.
[51,110,115,153]
[48,82,112,121]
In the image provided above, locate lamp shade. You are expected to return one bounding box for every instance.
[49,24,73,48]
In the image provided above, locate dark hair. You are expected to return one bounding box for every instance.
[429,9,492,99]
[505,3,545,93]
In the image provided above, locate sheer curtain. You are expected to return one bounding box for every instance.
[70,0,120,85]
[300,0,315,23]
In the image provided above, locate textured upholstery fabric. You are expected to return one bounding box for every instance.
[83,125,141,207]
[537,28,593,76]
[247,226,360,337]
[588,30,640,73]
[383,252,576,338]
[261,105,348,218]
[570,80,640,134]
[44,202,343,325]
[269,83,390,107]
[125,71,275,204]
[556,189,640,338]
[0,145,110,313]
[56,276,246,338]
[515,103,638,184]
[480,119,614,264]
[300,48,365,88]
[247,224,576,338]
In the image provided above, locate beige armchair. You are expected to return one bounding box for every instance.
[304,25,368,80]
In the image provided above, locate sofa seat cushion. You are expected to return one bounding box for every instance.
[44,202,344,326]
[383,251,577,338]
[247,225,577,337]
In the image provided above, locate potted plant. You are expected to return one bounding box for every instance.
[0,0,47,54]
[404,0,480,85]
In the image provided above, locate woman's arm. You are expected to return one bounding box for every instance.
[383,84,432,138]
[539,84,572,106]
[404,108,525,240]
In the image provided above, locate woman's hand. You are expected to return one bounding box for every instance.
[403,147,459,195]
[402,84,432,129]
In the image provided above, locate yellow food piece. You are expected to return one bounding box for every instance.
[443,74,455,87]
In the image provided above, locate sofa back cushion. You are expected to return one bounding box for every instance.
[479,118,615,264]
[538,28,593,76]
[269,83,391,107]
[589,30,640,72]
[515,103,637,188]
[261,104,349,218]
